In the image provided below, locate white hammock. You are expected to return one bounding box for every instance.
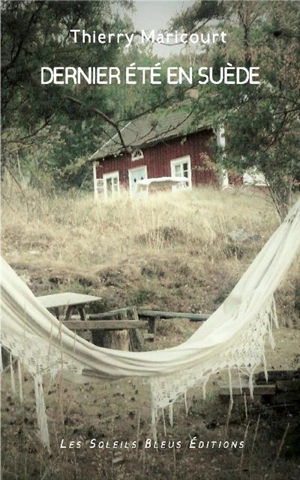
[1,198,300,450]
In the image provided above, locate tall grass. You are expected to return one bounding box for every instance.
[1,182,279,275]
[2,180,299,320]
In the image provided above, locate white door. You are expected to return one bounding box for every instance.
[128,166,147,194]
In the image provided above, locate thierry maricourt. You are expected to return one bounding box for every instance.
[68,29,227,48]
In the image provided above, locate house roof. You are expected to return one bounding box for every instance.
[90,106,210,161]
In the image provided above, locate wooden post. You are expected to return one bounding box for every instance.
[128,307,145,352]
[90,307,145,351]
[147,316,159,341]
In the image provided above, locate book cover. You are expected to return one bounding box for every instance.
[1,1,300,479]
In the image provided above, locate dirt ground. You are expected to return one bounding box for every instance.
[1,324,300,480]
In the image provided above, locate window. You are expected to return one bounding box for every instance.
[131,149,144,161]
[103,172,120,200]
[170,156,192,189]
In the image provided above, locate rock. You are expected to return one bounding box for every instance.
[112,452,125,465]
[19,273,32,285]
[226,229,261,244]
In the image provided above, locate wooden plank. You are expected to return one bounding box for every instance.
[138,310,209,321]
[219,385,276,396]
[89,308,209,322]
[38,292,101,308]
[62,320,147,330]
[276,379,300,392]
[256,370,300,383]
[143,333,155,341]
[89,307,136,320]
[148,317,158,337]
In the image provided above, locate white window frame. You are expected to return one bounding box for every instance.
[103,171,120,200]
[170,155,192,188]
[131,149,144,161]
[93,161,99,200]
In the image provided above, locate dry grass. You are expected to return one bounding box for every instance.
[2,182,279,272]
[2,181,298,315]
[1,182,300,479]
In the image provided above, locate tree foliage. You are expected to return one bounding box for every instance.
[1,0,171,190]
[171,0,300,217]
[4,0,299,212]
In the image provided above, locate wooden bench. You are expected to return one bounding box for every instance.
[138,310,210,341]
[67,307,147,351]
[219,370,300,405]
[219,385,276,397]
[38,301,212,351]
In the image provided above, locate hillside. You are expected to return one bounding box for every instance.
[1,185,300,480]
[2,186,299,319]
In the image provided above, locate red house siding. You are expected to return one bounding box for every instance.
[95,129,219,188]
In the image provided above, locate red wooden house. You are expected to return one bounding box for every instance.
[90,107,226,200]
